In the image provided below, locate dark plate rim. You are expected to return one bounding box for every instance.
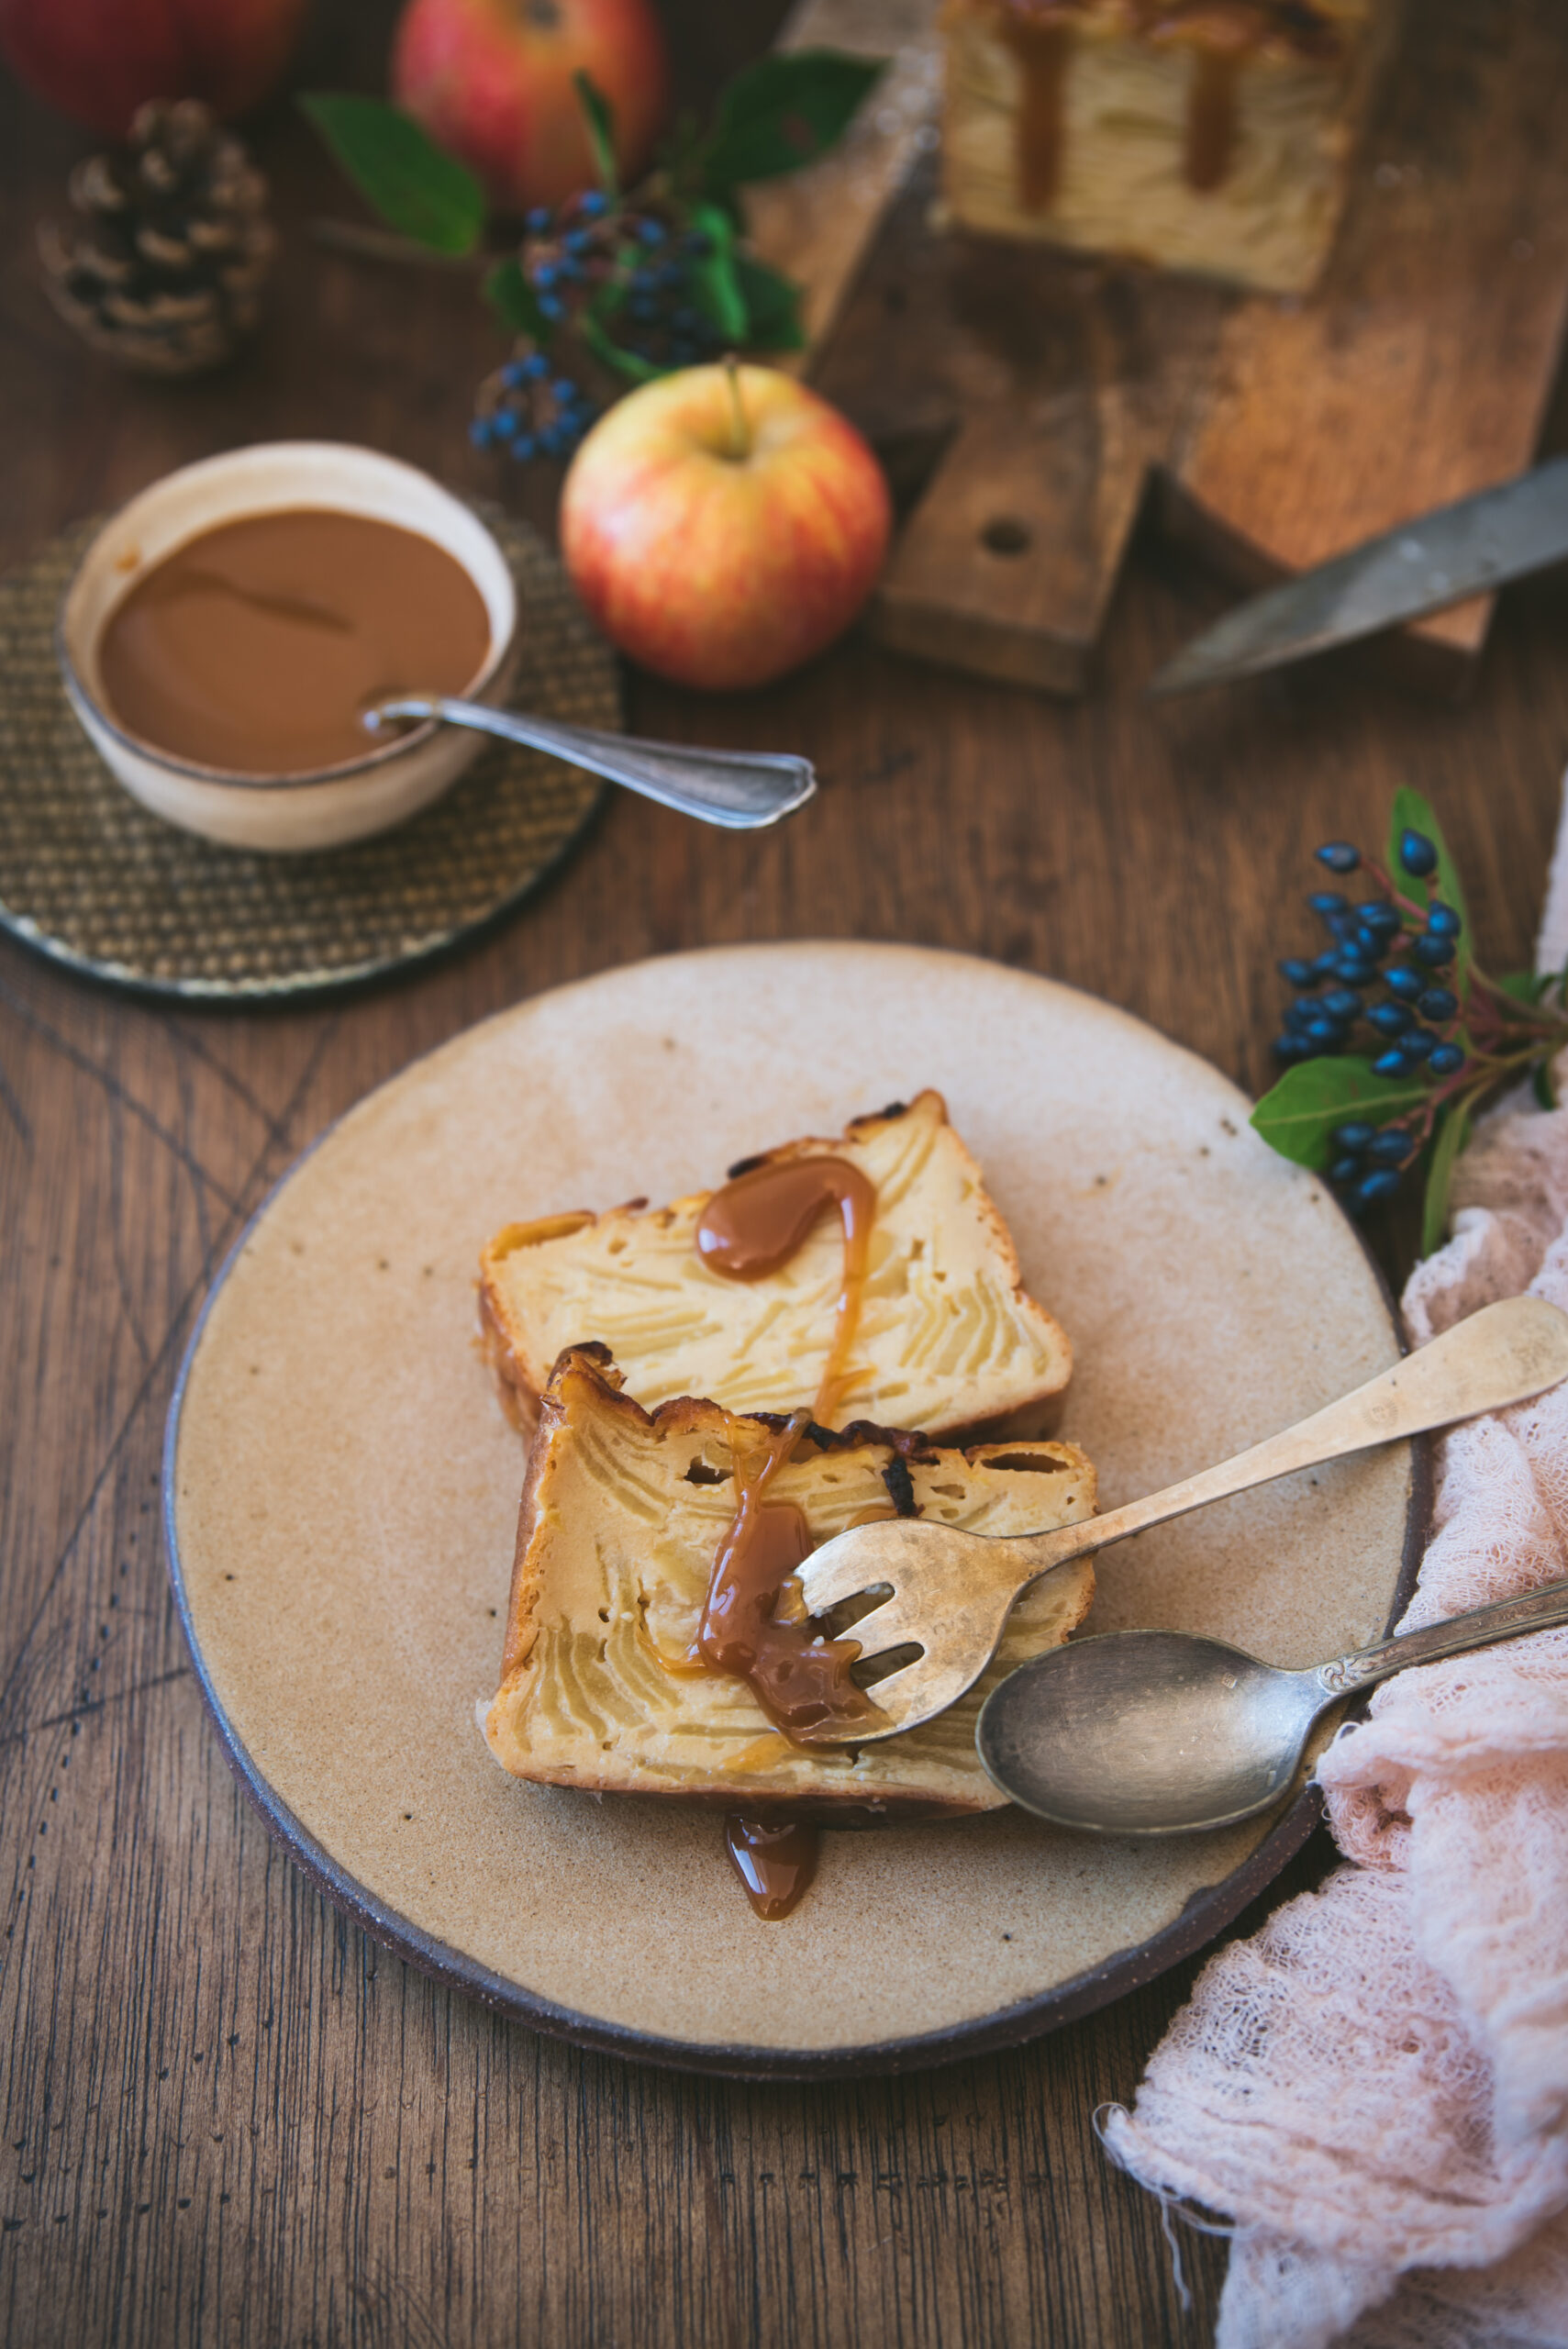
[161,951,1429,2077]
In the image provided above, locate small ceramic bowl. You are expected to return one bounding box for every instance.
[57,441,518,853]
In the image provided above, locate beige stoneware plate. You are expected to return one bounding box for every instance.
[165,942,1421,2076]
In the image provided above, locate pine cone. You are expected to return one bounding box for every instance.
[38,100,274,377]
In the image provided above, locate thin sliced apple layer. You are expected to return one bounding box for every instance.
[484,1348,1097,1813]
[480,1089,1072,1437]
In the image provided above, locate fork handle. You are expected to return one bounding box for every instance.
[1011,1296,1568,1592]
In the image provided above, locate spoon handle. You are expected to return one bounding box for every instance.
[1015,1295,1568,1586]
[371,695,816,831]
[1318,1574,1568,1696]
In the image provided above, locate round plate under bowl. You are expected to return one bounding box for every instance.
[165,943,1421,2076]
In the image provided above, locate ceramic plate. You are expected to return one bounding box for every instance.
[165,943,1421,2076]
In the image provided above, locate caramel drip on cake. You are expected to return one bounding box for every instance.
[994,0,1343,206]
[1000,11,1074,212]
[695,1154,885,1918]
[695,1153,876,1424]
[1184,40,1242,190]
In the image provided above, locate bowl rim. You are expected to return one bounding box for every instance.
[55,440,517,796]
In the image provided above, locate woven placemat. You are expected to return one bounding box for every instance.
[0,504,617,1001]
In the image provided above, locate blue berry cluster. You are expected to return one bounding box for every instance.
[1275,829,1470,1216]
[470,187,730,463]
[612,223,728,372]
[470,351,598,461]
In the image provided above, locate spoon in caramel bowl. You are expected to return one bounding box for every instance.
[362,693,816,829]
[794,1295,1568,1742]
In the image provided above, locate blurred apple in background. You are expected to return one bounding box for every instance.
[391,0,669,216]
[0,0,307,136]
[561,363,892,694]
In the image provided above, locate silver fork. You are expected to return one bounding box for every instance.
[794,1295,1568,1742]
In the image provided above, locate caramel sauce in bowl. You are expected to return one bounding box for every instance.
[57,442,518,852]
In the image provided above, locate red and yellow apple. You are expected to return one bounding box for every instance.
[561,364,893,693]
[391,0,668,216]
[0,0,306,137]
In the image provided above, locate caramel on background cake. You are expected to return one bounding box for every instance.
[480,1090,1073,1438]
[941,0,1405,293]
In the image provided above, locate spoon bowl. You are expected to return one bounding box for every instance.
[977,1631,1324,1835]
[976,1574,1568,1836]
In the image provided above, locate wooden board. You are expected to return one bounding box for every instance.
[749,0,1568,696]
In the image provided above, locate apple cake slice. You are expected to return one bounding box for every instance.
[484,1345,1097,1814]
[480,1089,1071,1438]
[941,0,1404,295]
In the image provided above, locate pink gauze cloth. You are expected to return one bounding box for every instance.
[1100,1079,1568,2349]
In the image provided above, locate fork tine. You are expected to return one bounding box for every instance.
[851,1653,951,1736]
[841,1594,918,1660]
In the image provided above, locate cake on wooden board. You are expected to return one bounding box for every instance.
[940,0,1405,293]
[479,1090,1073,1438]
[484,1346,1097,1813]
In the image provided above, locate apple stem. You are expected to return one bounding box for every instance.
[723,357,751,462]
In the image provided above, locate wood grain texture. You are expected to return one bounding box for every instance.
[799,0,1568,695]
[3,2,1568,2341]
[1164,0,1568,685]
[744,0,941,362]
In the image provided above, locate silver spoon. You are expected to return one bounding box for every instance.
[976,1575,1568,1836]
[362,694,816,830]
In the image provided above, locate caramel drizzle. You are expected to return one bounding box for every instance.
[695,1157,884,1744]
[694,1152,890,1920]
[695,1154,875,1424]
[1001,15,1073,214]
[994,0,1344,210]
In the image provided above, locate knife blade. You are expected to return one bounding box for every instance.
[1149,455,1568,697]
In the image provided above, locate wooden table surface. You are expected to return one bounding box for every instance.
[4,6,1567,2343]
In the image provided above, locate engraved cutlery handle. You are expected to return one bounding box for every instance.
[369,695,816,830]
[1014,1297,1568,1592]
[1317,1575,1568,1696]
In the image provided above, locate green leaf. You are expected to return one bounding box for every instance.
[1421,1096,1473,1256]
[484,255,549,340]
[300,93,484,255]
[699,50,885,195]
[684,202,748,341]
[574,71,619,197]
[734,254,806,351]
[1534,1057,1559,1111]
[1387,785,1471,985]
[581,307,662,383]
[1251,1055,1432,1173]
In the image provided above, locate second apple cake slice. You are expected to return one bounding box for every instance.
[480,1089,1071,1438]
